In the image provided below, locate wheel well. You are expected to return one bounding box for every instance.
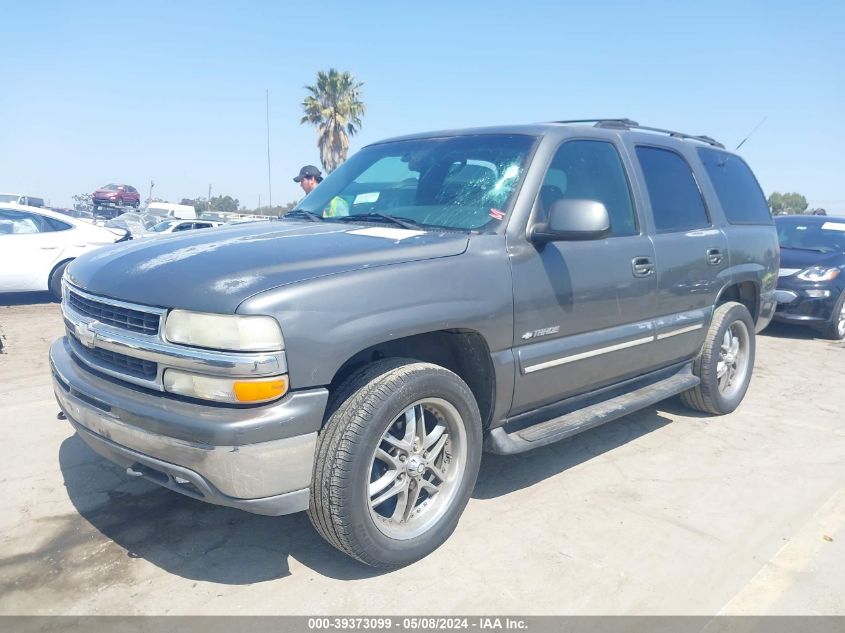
[329,330,496,428]
[717,281,759,321]
[48,258,74,283]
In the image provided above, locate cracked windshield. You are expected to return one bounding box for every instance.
[295,135,535,230]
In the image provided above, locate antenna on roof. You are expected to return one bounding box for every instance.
[735,116,768,151]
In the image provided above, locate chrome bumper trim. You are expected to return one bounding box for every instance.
[53,359,318,500]
[71,421,310,516]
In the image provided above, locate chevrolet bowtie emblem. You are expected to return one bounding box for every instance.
[75,322,97,348]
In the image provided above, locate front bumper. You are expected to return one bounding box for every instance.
[50,337,328,516]
[773,283,842,324]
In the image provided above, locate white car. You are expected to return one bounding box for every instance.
[0,193,45,207]
[145,202,198,219]
[148,219,223,234]
[0,204,129,299]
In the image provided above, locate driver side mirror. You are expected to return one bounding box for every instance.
[529,198,611,243]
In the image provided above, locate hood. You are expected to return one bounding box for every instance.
[779,246,845,272]
[66,220,469,313]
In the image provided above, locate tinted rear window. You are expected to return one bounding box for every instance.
[636,146,709,232]
[697,148,771,225]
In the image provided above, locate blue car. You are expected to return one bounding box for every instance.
[774,215,845,339]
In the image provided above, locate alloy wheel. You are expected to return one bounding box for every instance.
[716,320,751,398]
[367,398,467,540]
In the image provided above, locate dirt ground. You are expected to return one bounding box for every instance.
[0,293,843,615]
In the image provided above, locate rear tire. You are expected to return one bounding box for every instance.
[48,260,71,301]
[680,301,755,415]
[308,358,482,567]
[818,291,845,340]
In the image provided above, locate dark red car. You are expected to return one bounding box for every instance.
[92,184,141,211]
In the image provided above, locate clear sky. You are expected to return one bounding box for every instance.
[2,0,843,211]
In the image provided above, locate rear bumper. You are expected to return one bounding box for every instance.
[50,337,328,516]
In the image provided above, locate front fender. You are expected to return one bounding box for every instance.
[237,236,514,390]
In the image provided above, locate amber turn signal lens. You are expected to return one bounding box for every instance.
[233,377,289,403]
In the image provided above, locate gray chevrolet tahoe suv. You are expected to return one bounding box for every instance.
[51,119,778,567]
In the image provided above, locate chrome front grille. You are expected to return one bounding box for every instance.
[61,282,287,392]
[67,288,161,335]
[68,332,158,379]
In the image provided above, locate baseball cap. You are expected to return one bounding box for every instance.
[293,165,322,182]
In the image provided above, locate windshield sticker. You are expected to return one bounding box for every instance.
[821,222,845,232]
[353,192,380,204]
[348,227,425,241]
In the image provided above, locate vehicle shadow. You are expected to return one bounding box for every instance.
[0,291,56,306]
[57,435,384,585]
[760,321,823,340]
[56,408,673,585]
[474,407,673,499]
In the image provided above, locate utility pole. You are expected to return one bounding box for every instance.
[148,179,155,206]
[266,89,273,211]
[208,184,212,214]
[258,194,261,211]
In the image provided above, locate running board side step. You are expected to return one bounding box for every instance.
[484,367,699,455]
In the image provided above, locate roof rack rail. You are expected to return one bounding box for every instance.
[550,118,725,149]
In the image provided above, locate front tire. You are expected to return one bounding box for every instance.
[680,301,755,415]
[818,290,845,340]
[48,260,71,301]
[308,359,482,567]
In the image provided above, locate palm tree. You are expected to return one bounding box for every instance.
[301,69,366,173]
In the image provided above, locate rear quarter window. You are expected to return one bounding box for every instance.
[697,148,772,225]
[635,146,710,233]
[44,216,73,231]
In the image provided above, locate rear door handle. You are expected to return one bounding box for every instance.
[632,256,655,277]
[706,248,723,266]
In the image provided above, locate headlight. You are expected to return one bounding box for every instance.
[796,266,840,282]
[164,310,284,351]
[163,369,289,404]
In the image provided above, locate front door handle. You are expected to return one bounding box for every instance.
[706,248,723,266]
[632,256,655,277]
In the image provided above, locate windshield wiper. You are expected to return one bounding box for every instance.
[334,213,421,230]
[284,209,324,222]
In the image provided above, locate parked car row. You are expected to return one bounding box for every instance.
[0,194,255,300]
[0,204,130,299]
[4,198,844,348]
